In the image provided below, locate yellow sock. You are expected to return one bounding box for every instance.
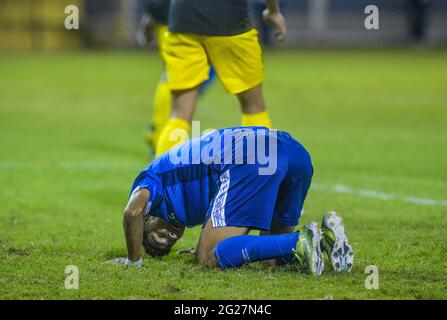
[155,117,191,157]
[149,79,171,147]
[241,110,272,129]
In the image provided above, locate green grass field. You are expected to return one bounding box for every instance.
[0,49,446,299]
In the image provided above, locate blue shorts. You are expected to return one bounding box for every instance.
[206,136,313,231]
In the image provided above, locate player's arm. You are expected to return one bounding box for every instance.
[263,0,287,42]
[107,188,149,267]
[135,1,156,47]
[123,188,150,263]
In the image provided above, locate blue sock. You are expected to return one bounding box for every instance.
[215,232,300,270]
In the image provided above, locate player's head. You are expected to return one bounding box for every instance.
[143,216,184,257]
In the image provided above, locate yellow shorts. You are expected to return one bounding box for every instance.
[156,24,169,62]
[163,29,264,94]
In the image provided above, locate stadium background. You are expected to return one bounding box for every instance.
[1,0,447,50]
[0,0,446,299]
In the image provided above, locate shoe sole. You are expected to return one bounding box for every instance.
[304,222,325,276]
[322,211,354,273]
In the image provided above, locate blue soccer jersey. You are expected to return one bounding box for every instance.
[130,127,313,230]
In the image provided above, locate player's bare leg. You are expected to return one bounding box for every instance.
[196,218,249,268]
[237,84,266,114]
[171,87,199,123]
[197,218,324,275]
[155,87,199,156]
[237,85,272,128]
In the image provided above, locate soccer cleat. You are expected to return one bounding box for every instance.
[294,222,325,276]
[321,211,354,273]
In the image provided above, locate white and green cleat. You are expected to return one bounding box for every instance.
[321,211,354,273]
[294,222,325,276]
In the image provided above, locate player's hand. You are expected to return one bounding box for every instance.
[135,14,156,47]
[105,257,144,268]
[263,9,287,42]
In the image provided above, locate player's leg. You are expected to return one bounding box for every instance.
[156,32,209,156]
[252,136,320,269]
[196,217,297,268]
[195,162,284,267]
[154,65,216,155]
[155,87,198,156]
[146,75,171,149]
[259,220,296,266]
[205,29,272,128]
[196,218,249,267]
[217,167,323,274]
[197,217,324,275]
[197,159,323,274]
[145,24,171,150]
[237,85,272,128]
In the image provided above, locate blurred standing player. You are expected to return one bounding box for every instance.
[156,0,287,156]
[405,0,432,44]
[135,0,216,151]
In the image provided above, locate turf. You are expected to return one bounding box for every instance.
[0,49,446,300]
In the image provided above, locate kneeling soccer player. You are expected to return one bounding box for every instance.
[116,127,354,275]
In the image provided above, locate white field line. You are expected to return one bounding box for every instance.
[312,183,447,208]
[1,161,446,208]
[0,161,142,170]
